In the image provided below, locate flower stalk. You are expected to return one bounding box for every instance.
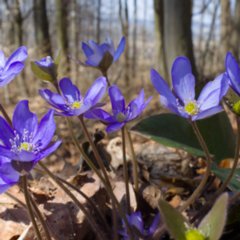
[78,116,111,189]
[215,115,240,196]
[38,161,106,240]
[121,126,131,214]
[66,118,133,238]
[126,129,139,192]
[179,121,212,212]
[29,194,52,240]
[22,175,43,240]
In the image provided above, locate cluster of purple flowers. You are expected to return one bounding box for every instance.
[0,47,61,193]
[1,36,240,238]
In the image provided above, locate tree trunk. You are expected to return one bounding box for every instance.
[69,0,79,82]
[131,0,137,79]
[163,0,197,80]
[154,0,168,81]
[33,0,52,56]
[13,0,29,96]
[220,0,232,56]
[231,0,240,58]
[96,0,101,43]
[119,0,130,86]
[55,0,69,76]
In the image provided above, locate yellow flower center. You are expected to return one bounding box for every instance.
[71,101,81,109]
[184,101,198,115]
[185,229,206,240]
[233,100,240,115]
[19,142,32,151]
[116,112,126,122]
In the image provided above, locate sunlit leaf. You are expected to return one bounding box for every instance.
[158,199,187,240]
[198,193,228,240]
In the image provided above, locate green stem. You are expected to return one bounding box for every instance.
[179,121,212,212]
[5,191,26,208]
[121,127,131,214]
[55,175,110,233]
[78,116,112,192]
[66,118,103,177]
[38,161,106,240]
[55,83,132,238]
[29,194,52,240]
[126,129,139,192]
[65,118,132,237]
[215,116,240,195]
[22,175,43,240]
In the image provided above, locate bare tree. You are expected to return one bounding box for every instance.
[55,0,69,76]
[220,0,232,55]
[33,0,52,56]
[131,0,137,79]
[154,0,168,80]
[69,0,79,82]
[162,0,197,80]
[231,0,240,58]
[4,0,29,96]
[119,0,130,86]
[96,0,101,43]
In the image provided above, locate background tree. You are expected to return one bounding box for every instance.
[33,0,52,56]
[220,0,232,57]
[154,0,168,80]
[119,0,130,86]
[55,0,69,76]
[154,0,197,83]
[231,0,240,58]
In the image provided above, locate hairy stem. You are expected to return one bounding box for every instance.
[29,194,52,240]
[65,118,132,237]
[55,175,110,233]
[126,129,139,192]
[22,175,43,240]
[215,116,240,195]
[121,127,131,213]
[38,161,106,240]
[179,121,212,212]
[78,116,112,193]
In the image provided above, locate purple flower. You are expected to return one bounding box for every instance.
[0,156,20,193]
[39,77,107,117]
[85,85,151,132]
[81,37,125,70]
[35,56,54,69]
[151,57,229,121]
[0,100,61,173]
[225,52,240,95]
[119,211,160,240]
[0,46,27,87]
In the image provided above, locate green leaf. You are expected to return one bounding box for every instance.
[158,199,188,240]
[198,193,228,240]
[31,62,54,82]
[132,112,235,163]
[212,165,240,192]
